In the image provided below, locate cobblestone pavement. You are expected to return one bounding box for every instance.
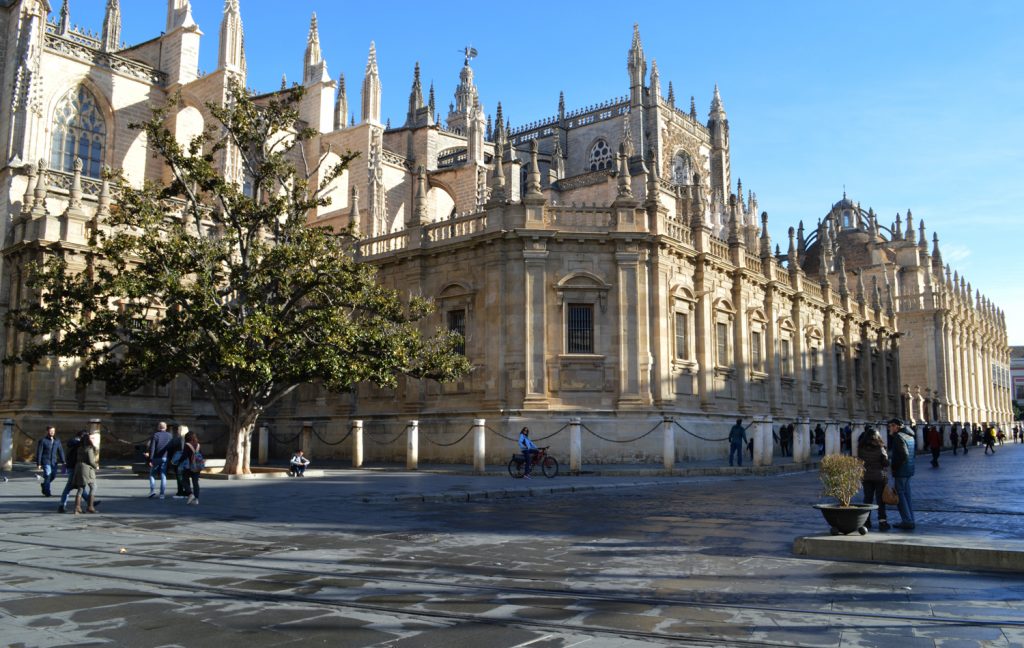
[0,443,1022,647]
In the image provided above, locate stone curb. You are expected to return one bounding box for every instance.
[361,480,671,505]
[793,533,1024,573]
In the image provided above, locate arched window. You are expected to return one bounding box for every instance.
[671,151,692,185]
[588,139,612,171]
[50,86,107,179]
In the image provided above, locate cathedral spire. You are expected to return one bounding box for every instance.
[690,96,697,120]
[627,23,646,108]
[838,256,849,298]
[857,272,866,306]
[303,12,329,85]
[334,74,347,130]
[558,91,566,121]
[710,83,726,117]
[667,81,675,107]
[787,226,798,271]
[428,82,436,118]
[760,212,772,258]
[101,0,121,52]
[348,186,360,237]
[406,62,424,125]
[649,59,661,102]
[905,209,915,244]
[918,219,927,250]
[218,0,245,73]
[58,0,70,34]
[361,41,382,124]
[932,232,943,269]
[166,0,194,32]
[526,140,543,199]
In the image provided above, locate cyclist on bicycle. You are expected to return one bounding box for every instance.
[518,427,539,478]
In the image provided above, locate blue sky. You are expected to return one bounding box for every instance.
[65,1,1024,345]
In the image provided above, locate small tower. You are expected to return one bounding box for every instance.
[404,62,430,127]
[627,23,646,109]
[361,42,382,124]
[649,59,661,103]
[707,84,730,199]
[303,13,328,86]
[166,0,192,32]
[101,0,121,52]
[334,74,347,131]
[160,0,200,87]
[447,50,480,134]
[218,0,245,74]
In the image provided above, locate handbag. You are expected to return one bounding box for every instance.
[170,450,183,466]
[882,480,899,506]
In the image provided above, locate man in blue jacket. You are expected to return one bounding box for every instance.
[36,426,65,497]
[888,418,916,530]
[146,422,173,499]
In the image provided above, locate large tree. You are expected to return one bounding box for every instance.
[7,83,470,474]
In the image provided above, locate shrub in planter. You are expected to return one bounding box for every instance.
[818,454,865,507]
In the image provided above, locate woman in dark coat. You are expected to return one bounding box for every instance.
[71,433,99,514]
[857,426,890,531]
[182,431,202,506]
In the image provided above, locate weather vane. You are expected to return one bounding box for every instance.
[462,46,478,63]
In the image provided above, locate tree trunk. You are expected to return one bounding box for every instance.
[224,421,256,475]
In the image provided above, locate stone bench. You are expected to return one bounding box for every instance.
[131,458,225,477]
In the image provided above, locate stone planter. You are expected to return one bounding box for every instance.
[813,503,877,535]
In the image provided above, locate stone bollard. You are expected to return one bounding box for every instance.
[762,416,774,466]
[407,420,419,471]
[351,420,363,468]
[825,422,839,456]
[1,419,12,472]
[662,416,675,470]
[473,418,486,474]
[88,419,102,454]
[752,416,765,467]
[569,417,582,475]
[794,418,810,463]
[258,425,269,465]
[301,421,313,457]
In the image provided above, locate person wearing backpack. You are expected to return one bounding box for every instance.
[181,430,203,506]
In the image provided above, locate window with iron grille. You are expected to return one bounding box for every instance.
[781,338,791,375]
[810,347,819,382]
[751,330,762,371]
[567,304,594,354]
[447,309,466,355]
[716,322,728,365]
[674,312,689,360]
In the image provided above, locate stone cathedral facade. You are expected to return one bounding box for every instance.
[0,0,1013,463]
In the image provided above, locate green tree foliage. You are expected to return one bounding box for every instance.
[6,82,470,473]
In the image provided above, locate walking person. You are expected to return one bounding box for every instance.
[729,419,747,467]
[960,427,970,454]
[780,423,793,457]
[857,425,890,531]
[984,424,997,455]
[181,430,202,505]
[170,425,189,499]
[888,418,916,531]
[35,426,66,497]
[949,425,959,456]
[146,422,173,499]
[925,423,941,468]
[58,430,92,513]
[814,424,826,456]
[71,431,99,514]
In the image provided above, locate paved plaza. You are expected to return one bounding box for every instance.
[1,443,1023,647]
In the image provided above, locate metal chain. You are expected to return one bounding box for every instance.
[580,421,661,444]
[532,423,569,442]
[422,424,475,448]
[269,431,302,444]
[485,425,518,442]
[671,419,731,442]
[364,424,411,446]
[312,428,352,446]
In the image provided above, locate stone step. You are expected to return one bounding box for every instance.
[793,532,1024,572]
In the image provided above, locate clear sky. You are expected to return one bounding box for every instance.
[64,1,1024,346]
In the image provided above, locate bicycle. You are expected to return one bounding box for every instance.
[508,446,559,478]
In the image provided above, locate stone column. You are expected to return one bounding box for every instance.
[301,421,313,457]
[258,424,269,465]
[694,263,715,411]
[762,416,774,465]
[1,419,12,472]
[662,416,675,470]
[569,417,582,475]
[825,421,839,456]
[473,418,486,474]
[523,239,550,406]
[794,417,810,463]
[731,274,749,413]
[351,420,364,468]
[752,416,766,466]
[88,419,102,455]
[615,243,650,405]
[406,420,419,471]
